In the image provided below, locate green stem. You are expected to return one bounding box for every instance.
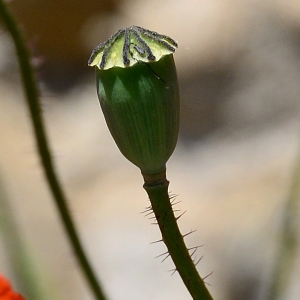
[0,2,107,300]
[143,173,214,300]
[267,139,300,300]
[0,166,53,300]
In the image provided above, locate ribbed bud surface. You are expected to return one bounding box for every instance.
[89,26,180,174]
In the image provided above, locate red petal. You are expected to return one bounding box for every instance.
[0,275,25,300]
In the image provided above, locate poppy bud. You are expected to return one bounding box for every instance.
[88,26,179,175]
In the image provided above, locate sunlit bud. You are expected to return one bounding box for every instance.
[89,26,180,175]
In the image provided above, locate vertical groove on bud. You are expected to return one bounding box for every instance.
[95,52,179,174]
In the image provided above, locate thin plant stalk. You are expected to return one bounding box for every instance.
[143,173,214,300]
[0,2,107,299]
[266,138,300,300]
[0,167,53,300]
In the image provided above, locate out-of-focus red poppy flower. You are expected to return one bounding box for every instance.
[0,274,25,300]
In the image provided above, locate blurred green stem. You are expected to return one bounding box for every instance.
[0,166,51,300]
[143,174,214,300]
[0,2,107,300]
[267,139,300,299]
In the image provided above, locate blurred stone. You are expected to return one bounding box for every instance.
[3,0,300,141]
[271,0,300,30]
[7,0,123,91]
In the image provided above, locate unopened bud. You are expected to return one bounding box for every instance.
[89,26,180,175]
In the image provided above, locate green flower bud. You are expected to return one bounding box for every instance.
[88,26,179,175]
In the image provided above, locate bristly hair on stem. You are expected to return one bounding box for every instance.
[143,178,214,300]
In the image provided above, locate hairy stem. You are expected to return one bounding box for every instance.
[0,2,107,299]
[143,173,214,300]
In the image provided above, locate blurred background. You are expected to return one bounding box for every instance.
[1,0,300,299]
